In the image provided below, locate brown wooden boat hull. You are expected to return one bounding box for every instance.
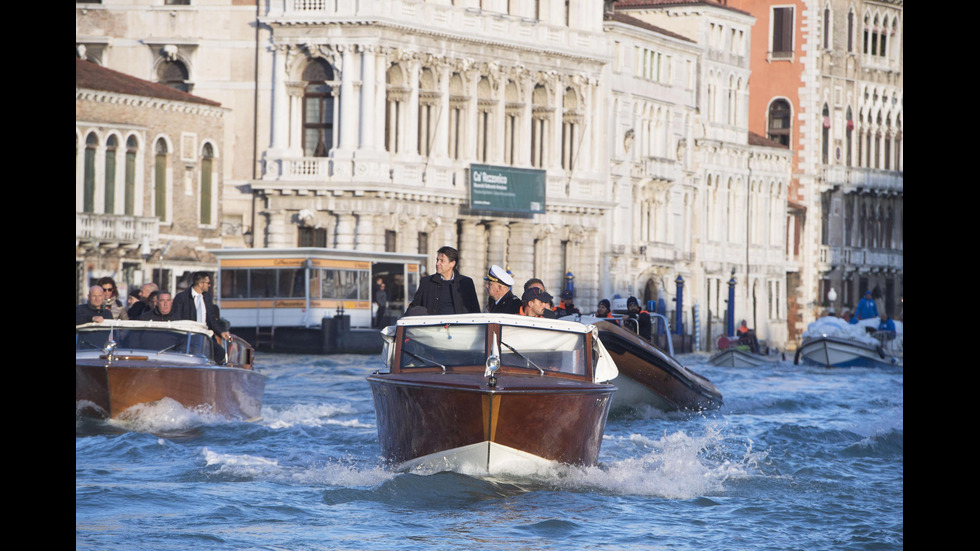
[368,372,615,471]
[595,322,722,411]
[76,360,267,421]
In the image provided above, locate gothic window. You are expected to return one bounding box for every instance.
[847,10,855,52]
[767,99,791,147]
[157,59,190,92]
[105,135,117,214]
[84,133,98,213]
[154,138,168,221]
[845,107,854,167]
[823,6,831,50]
[200,143,214,226]
[125,136,138,215]
[303,59,337,158]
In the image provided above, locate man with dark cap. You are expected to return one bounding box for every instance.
[626,296,653,340]
[554,289,580,317]
[595,299,613,318]
[520,287,553,318]
[484,265,522,314]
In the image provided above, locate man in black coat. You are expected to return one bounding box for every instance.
[172,272,230,340]
[484,265,522,315]
[409,246,481,315]
[76,285,114,325]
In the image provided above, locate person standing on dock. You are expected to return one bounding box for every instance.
[409,246,481,315]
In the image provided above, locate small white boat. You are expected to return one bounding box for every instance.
[708,335,783,367]
[794,316,900,368]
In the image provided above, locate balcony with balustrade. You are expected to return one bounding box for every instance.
[76,212,159,254]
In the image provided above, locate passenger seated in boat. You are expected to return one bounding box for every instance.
[736,320,761,354]
[520,287,553,318]
[523,278,557,318]
[595,299,614,319]
[140,291,176,321]
[76,285,113,325]
[626,296,652,341]
[877,314,896,341]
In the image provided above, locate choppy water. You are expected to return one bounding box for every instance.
[76,352,903,550]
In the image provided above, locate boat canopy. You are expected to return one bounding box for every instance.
[76,319,213,337]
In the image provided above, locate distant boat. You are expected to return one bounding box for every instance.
[568,315,723,412]
[367,313,619,474]
[76,320,267,421]
[794,316,901,368]
[708,335,783,368]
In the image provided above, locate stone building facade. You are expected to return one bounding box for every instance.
[76,0,806,348]
[75,58,227,301]
[733,0,903,332]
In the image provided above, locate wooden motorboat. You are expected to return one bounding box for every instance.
[570,315,722,412]
[367,313,619,474]
[76,320,267,421]
[708,336,783,368]
[794,316,900,368]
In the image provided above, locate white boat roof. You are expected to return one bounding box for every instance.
[75,319,213,337]
[396,313,597,333]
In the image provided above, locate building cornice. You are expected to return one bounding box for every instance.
[76,89,227,119]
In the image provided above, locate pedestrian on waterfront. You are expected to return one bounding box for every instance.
[140,291,176,321]
[173,272,231,341]
[76,285,113,325]
[626,296,653,340]
[855,290,879,320]
[127,282,159,319]
[484,265,522,314]
[520,287,553,318]
[97,276,129,321]
[374,277,388,328]
[409,246,481,315]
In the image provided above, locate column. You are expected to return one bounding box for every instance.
[358,46,377,153]
[270,45,289,155]
[335,213,356,250]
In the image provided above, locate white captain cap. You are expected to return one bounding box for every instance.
[483,265,514,287]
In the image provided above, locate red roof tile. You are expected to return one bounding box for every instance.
[75,58,220,107]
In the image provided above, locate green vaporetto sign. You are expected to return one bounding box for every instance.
[469,164,546,214]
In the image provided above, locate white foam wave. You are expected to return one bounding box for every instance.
[261,402,359,429]
[108,397,227,433]
[202,448,394,486]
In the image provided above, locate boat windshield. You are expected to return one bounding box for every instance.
[76,327,213,359]
[400,324,486,369]
[499,325,587,376]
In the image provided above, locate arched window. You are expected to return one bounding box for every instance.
[562,87,580,171]
[105,135,117,214]
[201,143,214,226]
[530,84,549,168]
[845,107,854,167]
[504,81,520,165]
[125,136,138,215]
[157,59,190,92]
[84,133,98,213]
[767,99,791,147]
[417,68,438,157]
[847,10,855,52]
[303,59,336,157]
[821,104,830,164]
[154,138,168,221]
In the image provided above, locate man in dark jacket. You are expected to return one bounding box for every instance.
[484,265,522,314]
[140,291,177,321]
[409,246,481,315]
[173,272,230,340]
[76,285,113,325]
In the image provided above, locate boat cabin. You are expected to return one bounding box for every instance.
[381,314,619,383]
[211,248,426,330]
